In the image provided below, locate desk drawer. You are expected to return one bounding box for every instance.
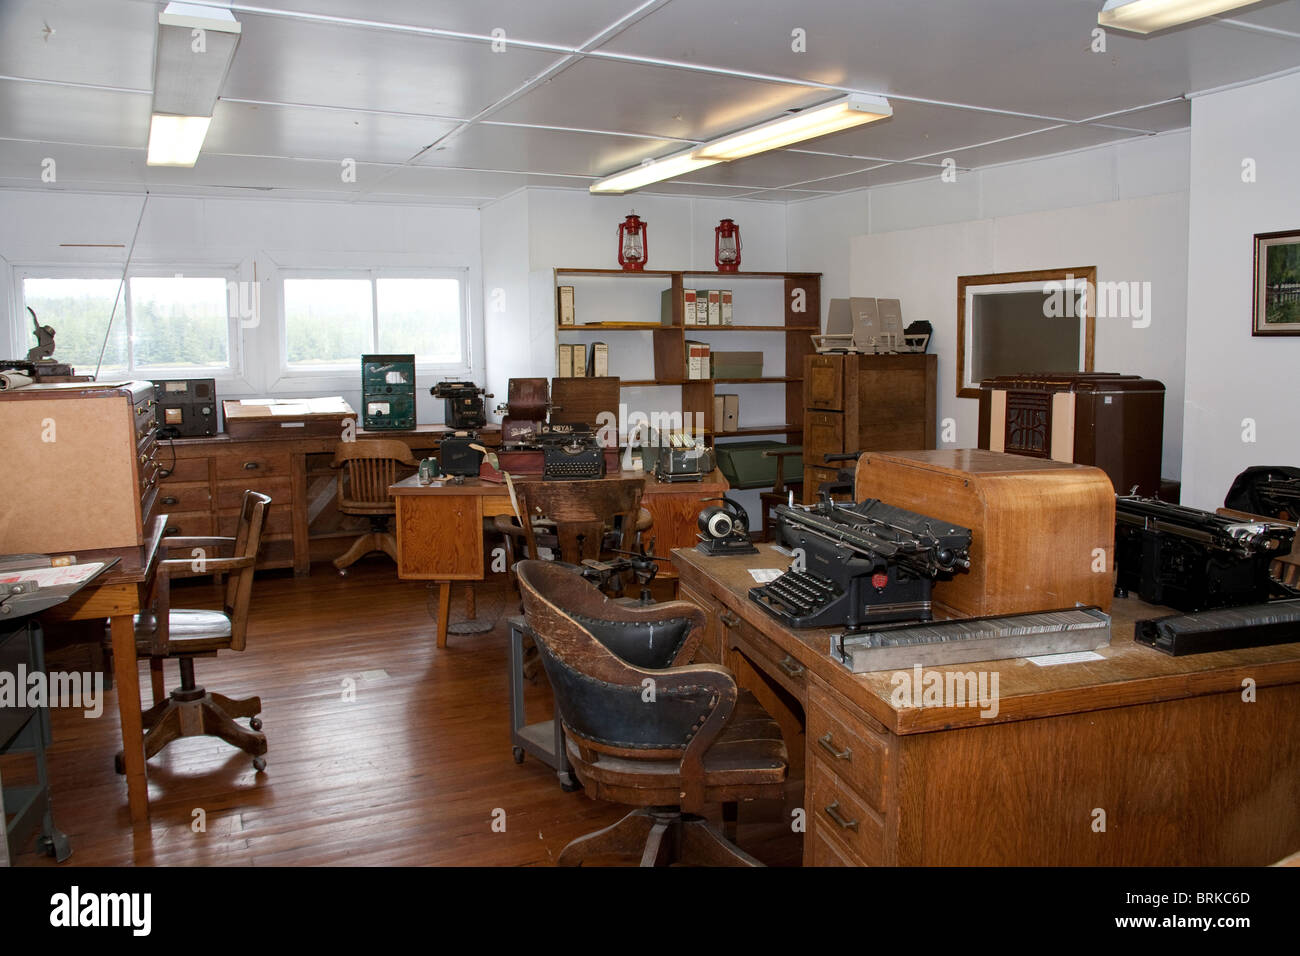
[808,683,890,815]
[808,758,884,865]
[159,511,213,539]
[216,451,291,480]
[156,483,211,513]
[804,411,844,464]
[804,356,844,410]
[722,612,807,705]
[218,505,290,537]
[677,582,722,662]
[216,477,291,510]
[807,824,861,867]
[160,458,211,484]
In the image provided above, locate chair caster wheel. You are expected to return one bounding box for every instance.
[560,778,581,793]
[337,568,348,578]
[512,746,525,764]
[250,717,263,731]
[253,756,267,772]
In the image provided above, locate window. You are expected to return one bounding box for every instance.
[20,270,238,376]
[282,271,467,370]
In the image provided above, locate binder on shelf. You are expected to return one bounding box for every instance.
[713,393,740,432]
[706,290,722,326]
[588,342,609,377]
[662,287,697,326]
[721,290,733,326]
[571,343,588,377]
[558,285,576,326]
[558,343,574,377]
[695,297,709,327]
[685,340,710,380]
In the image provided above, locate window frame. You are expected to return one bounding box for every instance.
[277,266,472,380]
[12,262,245,380]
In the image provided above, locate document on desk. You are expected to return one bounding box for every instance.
[1026,650,1106,666]
[748,568,784,583]
[0,561,109,587]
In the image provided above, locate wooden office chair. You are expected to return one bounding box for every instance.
[518,560,787,865]
[116,490,271,773]
[513,477,646,566]
[759,447,803,541]
[331,439,418,575]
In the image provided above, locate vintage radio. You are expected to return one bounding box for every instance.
[362,354,416,430]
[977,372,1165,496]
[855,449,1116,618]
[152,378,217,437]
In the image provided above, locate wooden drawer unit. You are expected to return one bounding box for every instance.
[159,511,213,539]
[216,449,291,480]
[159,457,212,484]
[804,355,845,409]
[677,582,722,663]
[215,477,291,511]
[156,483,212,513]
[807,825,860,867]
[720,609,807,705]
[0,381,157,552]
[807,757,886,865]
[808,682,891,815]
[804,411,844,465]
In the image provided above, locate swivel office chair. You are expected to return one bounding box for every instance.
[116,490,271,772]
[518,559,788,866]
[331,439,419,575]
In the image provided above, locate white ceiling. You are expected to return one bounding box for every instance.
[1,0,1298,205]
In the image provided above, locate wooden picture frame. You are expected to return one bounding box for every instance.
[956,266,1096,399]
[1252,230,1300,336]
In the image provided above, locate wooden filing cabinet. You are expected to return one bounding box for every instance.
[801,354,936,503]
[0,382,158,553]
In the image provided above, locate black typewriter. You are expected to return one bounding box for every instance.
[539,427,605,480]
[749,498,972,629]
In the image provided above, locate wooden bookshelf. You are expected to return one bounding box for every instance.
[554,267,820,443]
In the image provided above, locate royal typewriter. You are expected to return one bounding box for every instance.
[749,498,972,628]
[1114,495,1296,612]
[539,426,606,480]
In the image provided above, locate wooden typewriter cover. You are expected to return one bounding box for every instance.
[856,449,1115,618]
[976,372,1164,496]
[222,397,357,438]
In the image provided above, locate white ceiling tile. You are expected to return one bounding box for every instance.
[0,0,156,90]
[0,82,150,149]
[413,123,682,177]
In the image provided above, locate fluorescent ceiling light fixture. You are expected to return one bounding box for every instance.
[693,94,892,162]
[147,114,213,166]
[1098,0,1264,34]
[589,150,720,194]
[147,2,240,166]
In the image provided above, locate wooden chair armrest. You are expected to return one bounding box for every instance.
[159,555,256,579]
[656,663,739,811]
[161,535,237,550]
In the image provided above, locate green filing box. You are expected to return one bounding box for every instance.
[715,441,802,489]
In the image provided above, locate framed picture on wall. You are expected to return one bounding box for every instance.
[1253,230,1300,336]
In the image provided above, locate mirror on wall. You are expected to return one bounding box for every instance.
[956,267,1096,399]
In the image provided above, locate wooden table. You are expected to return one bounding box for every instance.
[392,469,728,647]
[673,544,1300,866]
[41,517,166,826]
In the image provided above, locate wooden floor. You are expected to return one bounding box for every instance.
[6,560,802,867]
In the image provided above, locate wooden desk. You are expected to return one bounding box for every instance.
[40,517,166,826]
[673,544,1300,866]
[392,469,728,647]
[163,425,500,575]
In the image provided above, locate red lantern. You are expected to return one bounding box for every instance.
[617,212,648,271]
[715,218,741,272]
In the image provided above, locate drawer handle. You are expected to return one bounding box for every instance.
[817,732,852,761]
[243,461,260,470]
[161,496,178,506]
[777,654,805,678]
[165,525,180,535]
[824,801,858,832]
[719,610,740,628]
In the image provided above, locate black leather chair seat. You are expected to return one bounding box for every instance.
[566,689,787,803]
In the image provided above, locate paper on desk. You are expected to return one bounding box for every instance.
[269,403,310,416]
[748,568,784,583]
[0,562,107,587]
[1026,650,1105,666]
[239,399,279,406]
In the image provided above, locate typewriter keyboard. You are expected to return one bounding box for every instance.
[543,461,604,480]
[753,570,843,619]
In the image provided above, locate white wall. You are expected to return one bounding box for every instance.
[1182,71,1300,510]
[788,132,1191,480]
[0,189,482,424]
